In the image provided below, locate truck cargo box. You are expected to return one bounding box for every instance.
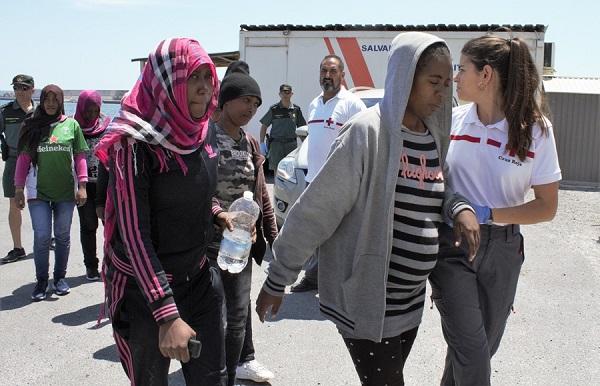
[239,24,546,139]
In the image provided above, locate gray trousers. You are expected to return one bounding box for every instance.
[429,223,524,386]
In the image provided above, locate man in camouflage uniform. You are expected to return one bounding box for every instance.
[0,74,35,264]
[259,84,306,172]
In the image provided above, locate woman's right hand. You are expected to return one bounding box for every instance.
[256,288,283,322]
[158,318,196,363]
[14,188,25,210]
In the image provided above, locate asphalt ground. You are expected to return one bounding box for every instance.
[1,162,599,386]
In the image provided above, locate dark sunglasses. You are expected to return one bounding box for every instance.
[280,90,292,94]
[13,85,31,91]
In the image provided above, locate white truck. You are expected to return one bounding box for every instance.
[239,24,548,139]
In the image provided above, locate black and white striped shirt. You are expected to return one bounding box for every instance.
[383,126,444,338]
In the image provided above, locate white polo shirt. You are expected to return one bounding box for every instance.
[446,103,561,208]
[305,87,367,182]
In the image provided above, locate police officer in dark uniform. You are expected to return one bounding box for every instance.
[0,74,35,264]
[259,84,306,172]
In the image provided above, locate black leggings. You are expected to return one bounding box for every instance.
[76,182,99,269]
[343,327,419,386]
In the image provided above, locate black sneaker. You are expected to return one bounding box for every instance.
[31,279,48,301]
[86,268,100,281]
[290,277,318,293]
[0,248,26,264]
[53,278,71,296]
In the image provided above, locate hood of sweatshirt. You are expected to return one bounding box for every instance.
[379,31,452,144]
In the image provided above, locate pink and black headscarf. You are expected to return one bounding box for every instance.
[74,90,111,137]
[95,38,219,166]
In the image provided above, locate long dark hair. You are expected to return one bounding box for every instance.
[18,85,65,165]
[462,35,548,161]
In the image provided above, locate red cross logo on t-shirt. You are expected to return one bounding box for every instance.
[325,117,334,127]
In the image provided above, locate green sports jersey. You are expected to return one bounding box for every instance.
[26,118,88,202]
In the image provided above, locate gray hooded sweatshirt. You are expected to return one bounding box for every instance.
[263,32,459,342]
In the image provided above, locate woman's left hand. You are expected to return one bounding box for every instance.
[453,209,480,262]
[76,187,87,207]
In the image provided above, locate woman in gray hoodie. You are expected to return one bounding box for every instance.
[256,32,479,385]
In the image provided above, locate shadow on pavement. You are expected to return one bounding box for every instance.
[168,368,271,386]
[93,347,273,385]
[52,302,104,326]
[267,291,325,322]
[93,344,120,362]
[235,379,272,385]
[0,274,99,311]
[0,252,35,263]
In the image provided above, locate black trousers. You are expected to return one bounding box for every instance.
[109,266,227,386]
[77,182,99,270]
[343,327,419,386]
[207,255,255,386]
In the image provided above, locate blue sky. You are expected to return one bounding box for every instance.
[1,0,597,90]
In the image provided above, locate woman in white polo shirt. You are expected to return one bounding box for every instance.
[429,34,561,386]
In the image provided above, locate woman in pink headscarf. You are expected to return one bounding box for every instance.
[73,90,110,281]
[96,38,227,386]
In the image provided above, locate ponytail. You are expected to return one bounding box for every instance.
[462,35,548,161]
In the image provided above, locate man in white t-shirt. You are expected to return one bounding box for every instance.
[291,55,367,292]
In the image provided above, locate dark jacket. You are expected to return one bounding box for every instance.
[106,128,220,325]
[246,133,278,265]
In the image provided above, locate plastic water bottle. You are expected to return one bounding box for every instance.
[217,191,260,273]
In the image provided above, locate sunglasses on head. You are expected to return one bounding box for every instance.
[13,85,31,91]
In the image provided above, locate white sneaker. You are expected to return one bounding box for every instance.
[236,359,275,382]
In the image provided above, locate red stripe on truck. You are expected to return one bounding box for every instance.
[336,38,375,88]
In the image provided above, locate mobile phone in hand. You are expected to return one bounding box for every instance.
[188,338,202,359]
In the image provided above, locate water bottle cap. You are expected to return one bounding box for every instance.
[243,191,254,200]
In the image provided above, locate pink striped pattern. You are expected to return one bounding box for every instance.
[108,270,133,384]
[107,245,134,276]
[114,332,135,386]
[152,303,179,321]
[115,146,164,302]
[211,197,223,215]
[198,255,207,271]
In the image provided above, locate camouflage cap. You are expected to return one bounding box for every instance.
[11,74,34,87]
